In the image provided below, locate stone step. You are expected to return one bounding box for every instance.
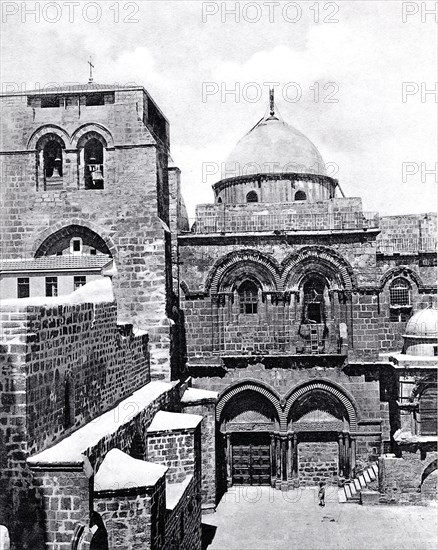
[338,488,347,503]
[368,468,376,480]
[358,475,366,488]
[364,470,372,484]
[348,483,357,496]
[371,464,379,476]
[354,479,361,491]
[360,490,380,506]
[344,484,353,498]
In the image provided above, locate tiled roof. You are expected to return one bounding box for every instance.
[0,255,112,273]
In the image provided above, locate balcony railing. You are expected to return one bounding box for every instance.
[186,211,379,234]
[377,237,437,254]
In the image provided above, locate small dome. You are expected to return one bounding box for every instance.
[225,117,326,177]
[404,308,438,338]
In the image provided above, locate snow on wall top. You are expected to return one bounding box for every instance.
[181,387,218,404]
[147,411,202,433]
[27,381,175,466]
[94,448,167,491]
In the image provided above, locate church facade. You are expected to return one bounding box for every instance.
[0,83,437,549]
[178,96,437,495]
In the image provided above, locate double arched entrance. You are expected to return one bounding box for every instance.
[217,380,358,488]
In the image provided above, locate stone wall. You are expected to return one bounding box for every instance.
[379,449,438,504]
[94,477,166,550]
[164,476,202,550]
[298,440,339,485]
[0,294,184,549]
[181,399,217,512]
[1,301,150,455]
[147,425,201,483]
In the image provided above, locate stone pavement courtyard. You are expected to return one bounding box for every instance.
[202,486,438,550]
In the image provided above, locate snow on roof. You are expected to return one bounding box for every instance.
[181,387,218,404]
[27,381,175,466]
[94,449,167,492]
[1,278,114,309]
[166,475,193,510]
[147,411,202,433]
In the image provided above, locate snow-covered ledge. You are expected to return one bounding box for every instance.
[181,387,218,405]
[147,411,202,433]
[27,381,176,468]
[94,449,167,493]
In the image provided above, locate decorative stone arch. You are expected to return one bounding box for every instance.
[71,123,114,149]
[205,249,281,294]
[283,380,358,432]
[27,124,70,150]
[421,459,437,501]
[421,459,437,486]
[216,380,282,424]
[281,246,356,291]
[380,266,423,290]
[32,219,117,258]
[411,375,436,400]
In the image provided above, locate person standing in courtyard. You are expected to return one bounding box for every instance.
[318,481,326,507]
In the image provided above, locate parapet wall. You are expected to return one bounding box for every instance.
[1,300,150,455]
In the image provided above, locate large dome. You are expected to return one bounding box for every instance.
[225,116,326,177]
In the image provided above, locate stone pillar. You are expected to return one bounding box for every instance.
[338,433,344,476]
[270,434,276,487]
[226,433,232,488]
[350,437,356,477]
[287,434,293,484]
[275,435,281,488]
[281,437,288,483]
[293,433,298,478]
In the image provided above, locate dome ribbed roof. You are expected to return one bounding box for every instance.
[404,308,438,338]
[225,116,326,177]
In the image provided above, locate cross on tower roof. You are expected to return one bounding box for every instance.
[269,88,275,117]
[88,56,94,84]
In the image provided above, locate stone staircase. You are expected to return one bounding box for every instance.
[338,463,379,503]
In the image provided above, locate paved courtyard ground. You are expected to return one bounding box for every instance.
[202,486,438,550]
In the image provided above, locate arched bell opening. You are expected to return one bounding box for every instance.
[287,389,354,484]
[218,389,280,489]
[36,133,65,190]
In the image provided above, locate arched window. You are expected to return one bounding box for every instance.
[389,278,412,322]
[246,191,258,203]
[303,276,326,324]
[238,280,258,314]
[84,138,104,189]
[419,387,437,436]
[218,196,223,204]
[36,134,65,190]
[295,190,307,201]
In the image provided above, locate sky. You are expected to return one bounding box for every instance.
[1,0,437,218]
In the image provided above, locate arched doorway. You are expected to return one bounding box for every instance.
[289,390,350,485]
[285,383,357,485]
[218,386,280,487]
